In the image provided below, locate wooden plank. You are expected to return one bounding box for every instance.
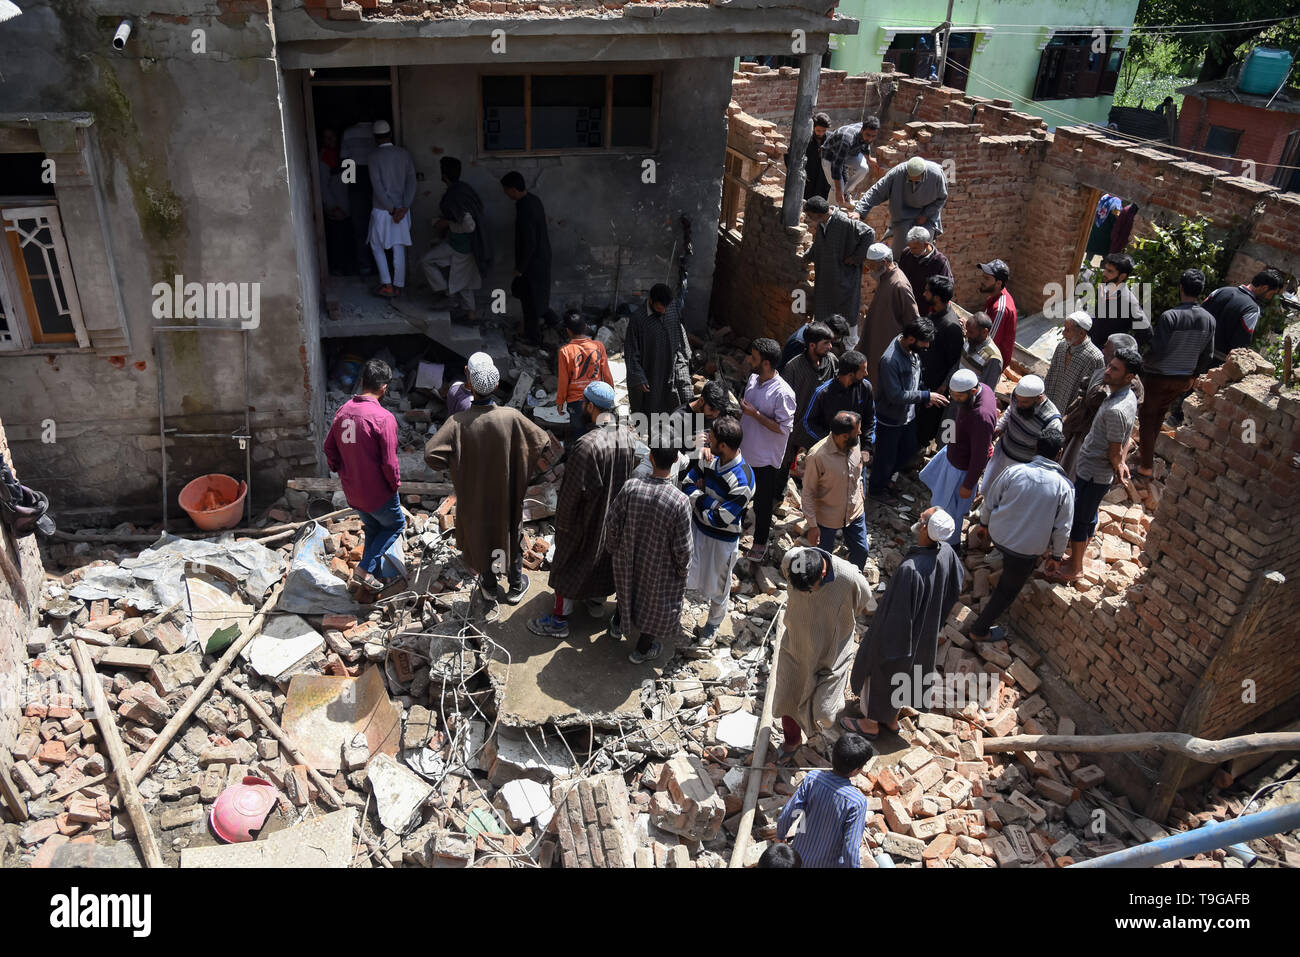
[70,639,165,868]
[287,477,453,496]
[0,751,29,822]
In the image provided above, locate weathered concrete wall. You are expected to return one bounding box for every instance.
[0,2,314,522]
[0,420,45,753]
[393,57,732,331]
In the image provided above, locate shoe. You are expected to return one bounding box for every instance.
[628,640,662,664]
[376,284,397,298]
[608,613,624,640]
[746,542,768,562]
[504,577,531,605]
[527,614,570,639]
[349,568,384,592]
[694,622,719,645]
[583,598,605,617]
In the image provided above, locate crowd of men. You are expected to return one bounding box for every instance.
[319,113,1289,866]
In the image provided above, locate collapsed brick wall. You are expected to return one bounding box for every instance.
[720,67,1300,340]
[0,418,45,753]
[1008,362,1300,738]
[712,103,1046,342]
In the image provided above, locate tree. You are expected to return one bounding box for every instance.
[1134,0,1300,81]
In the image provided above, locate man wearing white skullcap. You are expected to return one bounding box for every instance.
[426,353,553,611]
[853,155,949,258]
[846,505,963,738]
[919,367,999,547]
[979,373,1062,494]
[366,119,417,299]
[1043,311,1105,410]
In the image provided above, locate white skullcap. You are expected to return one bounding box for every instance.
[1066,310,1094,332]
[949,368,978,392]
[467,352,499,395]
[866,242,893,261]
[1013,374,1045,398]
[372,119,392,135]
[906,156,927,176]
[907,226,932,243]
[925,508,956,542]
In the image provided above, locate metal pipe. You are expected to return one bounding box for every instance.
[156,330,168,531]
[1070,801,1300,868]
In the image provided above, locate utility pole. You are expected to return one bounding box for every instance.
[935,0,954,86]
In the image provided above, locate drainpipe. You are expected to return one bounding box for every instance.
[1070,801,1300,868]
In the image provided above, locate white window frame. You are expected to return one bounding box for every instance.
[0,204,90,351]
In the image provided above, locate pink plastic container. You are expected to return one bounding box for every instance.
[210,776,279,843]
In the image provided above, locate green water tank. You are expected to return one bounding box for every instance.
[1238,47,1294,96]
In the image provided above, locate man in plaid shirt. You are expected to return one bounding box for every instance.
[820,117,881,207]
[605,445,694,664]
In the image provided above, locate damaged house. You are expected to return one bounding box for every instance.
[0,0,854,523]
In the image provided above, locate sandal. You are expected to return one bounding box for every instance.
[775,744,801,766]
[839,716,879,740]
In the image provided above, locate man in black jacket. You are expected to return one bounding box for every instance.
[501,171,553,347]
[915,275,964,450]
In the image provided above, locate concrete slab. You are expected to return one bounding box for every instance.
[483,569,685,728]
[180,809,357,868]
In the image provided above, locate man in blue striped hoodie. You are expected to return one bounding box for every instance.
[683,414,755,644]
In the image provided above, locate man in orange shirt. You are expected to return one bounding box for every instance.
[557,311,614,437]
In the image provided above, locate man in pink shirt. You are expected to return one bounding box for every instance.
[323,359,404,595]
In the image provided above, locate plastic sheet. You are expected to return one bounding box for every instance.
[69,533,284,613]
[277,521,361,616]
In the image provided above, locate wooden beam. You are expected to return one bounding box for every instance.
[0,751,28,823]
[728,608,786,868]
[70,639,166,868]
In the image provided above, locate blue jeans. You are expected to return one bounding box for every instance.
[869,420,917,495]
[818,514,870,569]
[357,492,405,577]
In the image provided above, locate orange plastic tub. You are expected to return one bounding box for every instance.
[178,474,247,530]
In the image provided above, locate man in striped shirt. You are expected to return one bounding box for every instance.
[1137,268,1216,478]
[683,414,755,644]
[980,374,1061,494]
[776,732,873,867]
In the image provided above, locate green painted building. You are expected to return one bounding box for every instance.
[830,0,1141,128]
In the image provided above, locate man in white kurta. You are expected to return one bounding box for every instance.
[772,546,876,762]
[366,120,417,297]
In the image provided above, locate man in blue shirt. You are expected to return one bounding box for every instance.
[776,733,873,867]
